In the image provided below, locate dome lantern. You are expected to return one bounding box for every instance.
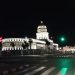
[37,21,47,33]
[40,21,43,24]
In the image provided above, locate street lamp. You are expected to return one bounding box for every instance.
[60,37,66,42]
[58,36,67,49]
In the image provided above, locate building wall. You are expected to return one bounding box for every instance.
[1,21,59,51]
[36,32,49,40]
[2,38,24,51]
[2,38,46,51]
[63,46,75,51]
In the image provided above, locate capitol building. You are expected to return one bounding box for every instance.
[1,21,59,55]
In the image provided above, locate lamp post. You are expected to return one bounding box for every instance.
[59,36,67,50]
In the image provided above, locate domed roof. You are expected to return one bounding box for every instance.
[37,21,47,33]
[37,21,47,29]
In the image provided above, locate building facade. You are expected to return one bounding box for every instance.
[2,21,59,52]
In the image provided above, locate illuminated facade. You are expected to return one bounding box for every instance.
[36,21,49,40]
[2,38,24,51]
[2,21,59,51]
[63,46,75,51]
[2,38,46,51]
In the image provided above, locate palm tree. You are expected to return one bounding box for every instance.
[11,42,15,50]
[10,42,15,55]
[45,39,50,54]
[11,42,15,47]
[22,41,29,55]
[29,38,33,54]
[25,41,29,50]
[29,38,33,50]
[22,41,27,50]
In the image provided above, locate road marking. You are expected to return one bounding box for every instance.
[57,68,68,75]
[41,67,55,75]
[15,66,37,74]
[25,66,46,75]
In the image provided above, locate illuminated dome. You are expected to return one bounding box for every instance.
[37,21,47,33]
[36,21,49,40]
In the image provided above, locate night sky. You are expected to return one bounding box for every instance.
[0,1,75,46]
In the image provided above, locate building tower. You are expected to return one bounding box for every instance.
[36,21,49,40]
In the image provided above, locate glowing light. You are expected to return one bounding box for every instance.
[58,36,67,45]
[40,21,43,24]
[56,59,72,75]
[61,37,65,42]
[59,68,68,75]
[0,36,3,43]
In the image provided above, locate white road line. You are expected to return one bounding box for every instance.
[24,66,46,75]
[41,67,55,75]
[16,66,37,74]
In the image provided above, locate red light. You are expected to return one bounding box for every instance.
[0,37,3,43]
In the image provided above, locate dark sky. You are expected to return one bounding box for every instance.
[0,1,75,45]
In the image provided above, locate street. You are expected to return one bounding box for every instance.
[0,55,75,75]
[17,58,75,75]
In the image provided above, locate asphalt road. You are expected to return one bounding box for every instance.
[17,58,75,75]
[0,55,75,75]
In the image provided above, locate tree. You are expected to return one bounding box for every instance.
[22,41,29,50]
[22,41,26,50]
[45,39,51,54]
[45,40,50,48]
[11,42,15,49]
[46,40,50,45]
[40,39,50,54]
[29,38,33,54]
[22,41,29,55]
[10,42,15,55]
[29,38,33,50]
